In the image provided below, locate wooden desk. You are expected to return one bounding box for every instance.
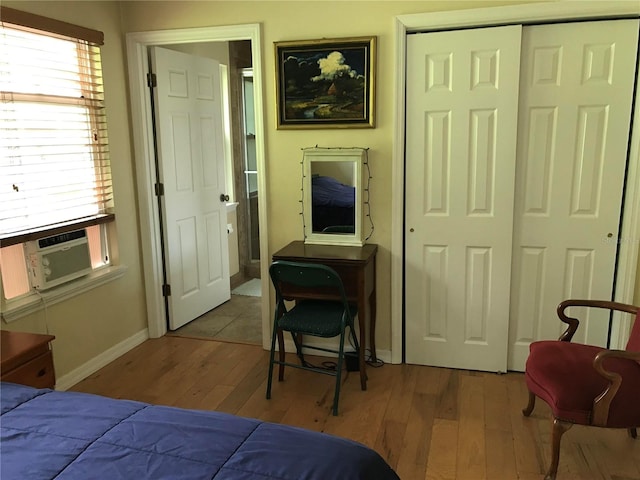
[272,241,377,390]
[1,330,56,389]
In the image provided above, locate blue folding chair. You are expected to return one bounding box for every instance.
[267,260,360,415]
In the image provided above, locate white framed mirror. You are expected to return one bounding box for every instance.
[302,147,367,246]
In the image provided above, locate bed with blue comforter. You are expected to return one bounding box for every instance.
[1,382,399,480]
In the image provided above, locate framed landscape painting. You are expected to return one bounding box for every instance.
[274,36,376,129]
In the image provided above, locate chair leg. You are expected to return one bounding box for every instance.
[291,332,307,368]
[277,329,285,381]
[522,391,536,417]
[629,427,637,439]
[332,330,347,416]
[545,418,572,480]
[266,323,279,400]
[349,323,367,391]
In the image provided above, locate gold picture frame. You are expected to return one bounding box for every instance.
[274,36,376,129]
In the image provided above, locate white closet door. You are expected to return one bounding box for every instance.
[405,26,522,372]
[508,19,639,371]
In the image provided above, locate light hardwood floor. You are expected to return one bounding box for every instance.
[70,336,640,480]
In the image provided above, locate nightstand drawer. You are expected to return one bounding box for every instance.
[1,351,55,389]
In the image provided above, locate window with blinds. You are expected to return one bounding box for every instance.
[0,11,113,240]
[0,9,114,300]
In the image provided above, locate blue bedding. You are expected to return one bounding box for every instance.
[311,176,355,208]
[1,382,400,480]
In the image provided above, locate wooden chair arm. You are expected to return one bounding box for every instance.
[556,299,638,342]
[591,349,640,426]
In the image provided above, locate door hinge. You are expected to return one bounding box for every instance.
[162,284,171,297]
[147,73,157,88]
[155,182,164,196]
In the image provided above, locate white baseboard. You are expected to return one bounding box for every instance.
[55,329,149,391]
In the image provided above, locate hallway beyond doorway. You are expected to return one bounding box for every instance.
[168,281,261,345]
[231,277,261,297]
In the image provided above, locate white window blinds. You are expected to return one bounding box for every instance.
[0,12,113,240]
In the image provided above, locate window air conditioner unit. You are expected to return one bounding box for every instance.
[24,229,92,291]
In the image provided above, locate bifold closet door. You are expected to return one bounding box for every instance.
[507,19,639,371]
[404,26,522,372]
[405,19,639,373]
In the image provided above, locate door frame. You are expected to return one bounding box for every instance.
[126,25,270,347]
[391,2,640,364]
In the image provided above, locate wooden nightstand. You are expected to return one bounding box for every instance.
[1,330,56,389]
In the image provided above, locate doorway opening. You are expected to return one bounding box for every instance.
[230,49,261,285]
[156,40,261,345]
[126,24,270,348]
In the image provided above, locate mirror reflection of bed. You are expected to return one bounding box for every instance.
[311,170,356,235]
[302,147,366,246]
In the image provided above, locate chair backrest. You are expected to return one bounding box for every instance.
[626,310,640,352]
[269,260,349,306]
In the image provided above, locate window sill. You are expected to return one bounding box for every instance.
[0,213,115,247]
[1,264,127,323]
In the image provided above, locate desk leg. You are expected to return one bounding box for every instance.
[369,290,377,362]
[357,295,368,391]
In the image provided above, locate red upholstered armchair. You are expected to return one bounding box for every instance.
[523,299,640,480]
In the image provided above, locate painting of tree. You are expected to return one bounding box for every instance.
[275,37,376,128]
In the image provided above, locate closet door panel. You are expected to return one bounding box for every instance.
[508,19,639,370]
[405,25,522,372]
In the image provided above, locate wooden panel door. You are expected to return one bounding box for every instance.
[405,26,522,372]
[151,46,230,330]
[508,19,639,370]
